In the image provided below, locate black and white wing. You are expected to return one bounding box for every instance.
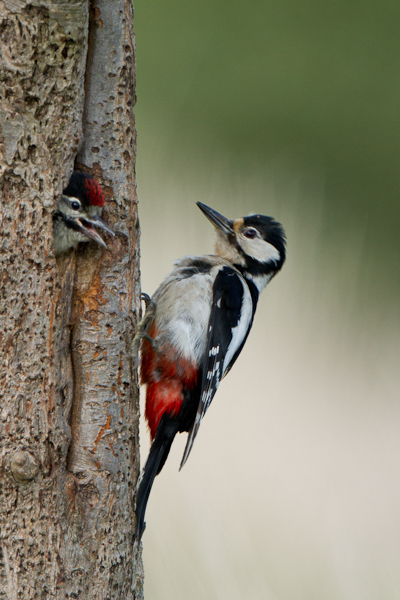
[180,266,255,468]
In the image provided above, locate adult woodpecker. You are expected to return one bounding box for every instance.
[134,202,286,541]
[53,171,114,256]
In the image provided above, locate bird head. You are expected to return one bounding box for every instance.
[53,172,115,256]
[197,202,286,290]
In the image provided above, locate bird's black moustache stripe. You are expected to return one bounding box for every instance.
[236,255,283,277]
[53,212,61,224]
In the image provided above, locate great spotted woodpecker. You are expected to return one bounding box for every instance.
[53,171,114,256]
[134,202,286,541]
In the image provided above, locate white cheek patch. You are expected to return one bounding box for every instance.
[240,237,281,264]
[58,196,81,218]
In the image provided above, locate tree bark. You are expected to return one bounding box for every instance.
[0,1,142,598]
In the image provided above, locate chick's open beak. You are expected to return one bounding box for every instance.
[75,215,115,248]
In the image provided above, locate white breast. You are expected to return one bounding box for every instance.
[153,261,216,363]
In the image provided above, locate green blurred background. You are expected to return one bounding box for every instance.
[133,1,400,598]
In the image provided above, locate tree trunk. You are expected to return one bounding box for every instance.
[0,1,142,598]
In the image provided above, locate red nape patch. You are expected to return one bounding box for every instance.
[145,380,183,440]
[84,177,105,207]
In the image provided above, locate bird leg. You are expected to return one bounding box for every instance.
[131,296,158,365]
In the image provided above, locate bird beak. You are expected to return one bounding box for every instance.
[75,215,115,248]
[197,202,234,235]
[87,215,115,238]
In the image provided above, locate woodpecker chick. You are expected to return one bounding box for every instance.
[53,171,114,256]
[134,202,286,542]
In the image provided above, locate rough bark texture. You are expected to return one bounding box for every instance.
[0,1,142,598]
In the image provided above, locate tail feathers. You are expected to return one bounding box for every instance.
[134,415,178,543]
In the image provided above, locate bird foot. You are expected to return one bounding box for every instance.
[131,296,157,366]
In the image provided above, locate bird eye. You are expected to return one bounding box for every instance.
[71,200,81,211]
[244,228,257,239]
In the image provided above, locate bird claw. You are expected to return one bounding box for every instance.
[141,293,152,309]
[131,297,157,366]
